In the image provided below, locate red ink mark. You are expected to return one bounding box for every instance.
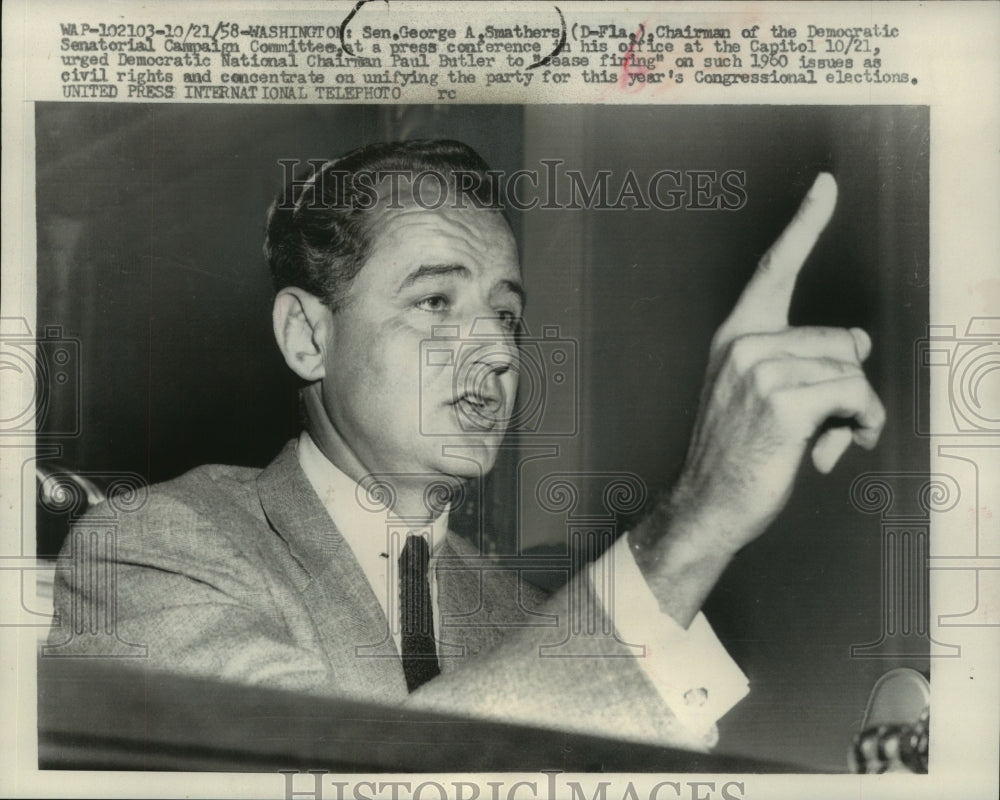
[620,22,650,92]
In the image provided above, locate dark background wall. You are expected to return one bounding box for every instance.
[35,104,526,492]
[35,103,928,770]
[515,105,929,769]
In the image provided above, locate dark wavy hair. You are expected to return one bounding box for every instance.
[263,139,502,311]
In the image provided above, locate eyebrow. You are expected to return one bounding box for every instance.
[398,264,469,290]
[398,264,526,309]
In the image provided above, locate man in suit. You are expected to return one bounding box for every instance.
[49,140,884,751]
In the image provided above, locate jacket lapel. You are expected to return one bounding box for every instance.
[435,532,529,670]
[255,441,408,702]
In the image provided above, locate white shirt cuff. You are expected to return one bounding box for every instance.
[587,535,749,745]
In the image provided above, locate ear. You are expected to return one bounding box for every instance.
[272,287,330,382]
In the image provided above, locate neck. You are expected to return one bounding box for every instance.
[302,387,459,524]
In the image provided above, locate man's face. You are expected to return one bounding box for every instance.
[319,191,523,484]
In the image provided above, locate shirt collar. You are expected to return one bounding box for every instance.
[296,431,450,557]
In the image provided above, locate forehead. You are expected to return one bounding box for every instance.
[360,191,520,283]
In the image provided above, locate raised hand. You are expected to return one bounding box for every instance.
[676,173,885,551]
[629,174,886,625]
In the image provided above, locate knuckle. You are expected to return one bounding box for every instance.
[765,385,794,417]
[727,334,759,374]
[709,326,730,355]
[828,357,863,378]
[837,374,867,404]
[832,328,862,360]
[756,250,774,274]
[798,327,861,361]
[749,359,775,397]
[814,325,847,341]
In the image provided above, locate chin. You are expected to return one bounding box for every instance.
[427,436,504,479]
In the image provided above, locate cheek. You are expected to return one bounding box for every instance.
[347,318,435,407]
[328,310,455,436]
[382,316,462,397]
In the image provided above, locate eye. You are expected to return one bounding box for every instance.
[416,294,450,313]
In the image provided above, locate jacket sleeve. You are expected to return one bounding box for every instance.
[405,562,710,751]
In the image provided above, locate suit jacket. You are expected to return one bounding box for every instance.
[49,441,705,750]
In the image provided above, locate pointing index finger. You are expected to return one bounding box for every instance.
[724,173,838,338]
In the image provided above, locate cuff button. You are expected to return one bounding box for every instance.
[684,687,709,707]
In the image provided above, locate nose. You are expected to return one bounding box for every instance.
[467,317,518,386]
[474,348,515,381]
[455,316,519,421]
[468,314,518,376]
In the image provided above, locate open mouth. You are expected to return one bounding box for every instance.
[452,392,504,431]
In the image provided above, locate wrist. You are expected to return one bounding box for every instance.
[626,495,736,628]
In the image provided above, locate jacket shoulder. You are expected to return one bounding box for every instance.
[151,462,263,522]
[69,462,269,562]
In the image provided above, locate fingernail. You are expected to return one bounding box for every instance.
[850,327,872,361]
[809,172,837,201]
[812,172,835,191]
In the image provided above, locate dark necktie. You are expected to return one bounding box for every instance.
[399,535,441,692]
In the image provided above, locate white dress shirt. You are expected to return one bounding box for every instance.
[297,431,449,657]
[297,431,748,745]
